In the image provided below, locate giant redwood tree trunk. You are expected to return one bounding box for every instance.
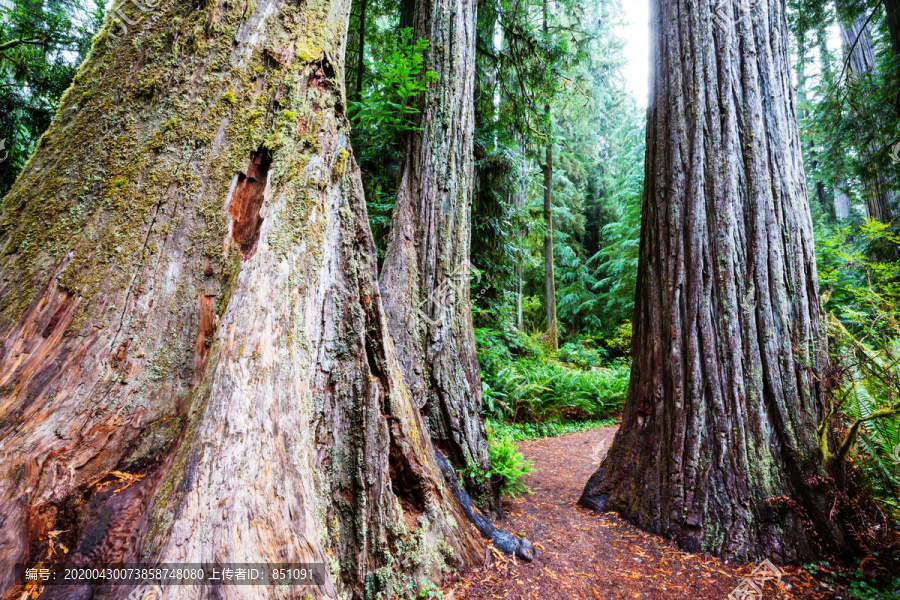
[379,0,496,510]
[579,0,848,562]
[0,0,482,597]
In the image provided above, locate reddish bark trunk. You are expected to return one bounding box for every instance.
[580,0,848,562]
[380,0,496,511]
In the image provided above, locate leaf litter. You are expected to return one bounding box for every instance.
[444,427,841,600]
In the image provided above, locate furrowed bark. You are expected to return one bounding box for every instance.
[579,0,849,562]
[0,0,481,597]
[380,0,497,512]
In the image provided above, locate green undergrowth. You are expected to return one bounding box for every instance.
[476,327,629,423]
[487,417,616,442]
[477,326,626,498]
[804,561,900,600]
[485,427,534,497]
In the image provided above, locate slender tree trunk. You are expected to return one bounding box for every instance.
[379,0,496,511]
[885,0,900,57]
[580,0,848,561]
[0,0,481,597]
[541,0,558,352]
[816,179,831,215]
[887,0,900,119]
[513,184,525,332]
[516,268,524,331]
[840,12,898,220]
[542,141,558,351]
[352,0,366,105]
[835,187,852,218]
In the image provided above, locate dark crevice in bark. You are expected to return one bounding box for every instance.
[192,295,216,384]
[364,326,389,401]
[388,436,427,520]
[40,292,74,339]
[22,419,186,600]
[308,55,337,92]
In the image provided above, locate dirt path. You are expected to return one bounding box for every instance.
[448,427,841,600]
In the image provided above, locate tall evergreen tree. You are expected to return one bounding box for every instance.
[0,0,102,197]
[379,0,497,510]
[541,0,559,351]
[580,0,850,560]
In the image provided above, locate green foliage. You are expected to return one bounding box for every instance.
[474,0,590,155]
[450,410,535,497]
[605,321,632,355]
[402,580,444,600]
[794,0,900,224]
[555,337,608,369]
[0,0,102,198]
[470,140,534,326]
[486,417,616,441]
[844,384,900,511]
[803,562,900,600]
[467,0,646,343]
[349,27,435,259]
[416,581,443,599]
[845,571,900,600]
[485,426,534,497]
[475,326,544,362]
[590,123,644,334]
[519,295,546,333]
[477,328,629,423]
[817,219,900,511]
[349,28,434,150]
[818,219,900,337]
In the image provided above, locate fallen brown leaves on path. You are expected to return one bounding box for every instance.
[447,427,842,600]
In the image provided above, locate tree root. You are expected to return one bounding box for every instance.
[433,446,538,561]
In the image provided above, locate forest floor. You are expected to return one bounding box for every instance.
[446,427,843,600]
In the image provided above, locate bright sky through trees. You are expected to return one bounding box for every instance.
[620,0,649,107]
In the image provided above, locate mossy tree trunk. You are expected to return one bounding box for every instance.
[579,0,849,562]
[0,0,481,597]
[379,0,496,511]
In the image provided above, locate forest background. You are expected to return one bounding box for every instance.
[2,0,900,596]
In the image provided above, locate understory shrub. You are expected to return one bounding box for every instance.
[485,426,534,497]
[486,418,616,441]
[481,358,628,422]
[555,337,608,369]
